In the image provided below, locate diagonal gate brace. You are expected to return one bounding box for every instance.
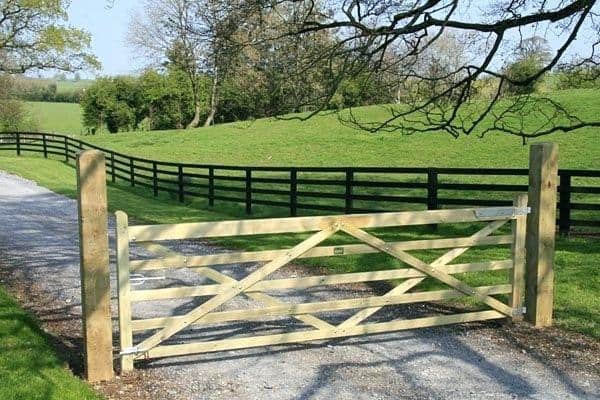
[339,222,514,317]
[337,219,509,328]
[134,225,339,355]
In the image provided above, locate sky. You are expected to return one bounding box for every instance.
[67,0,140,77]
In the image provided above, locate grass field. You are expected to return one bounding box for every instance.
[75,89,600,169]
[26,102,84,135]
[0,287,103,400]
[55,80,93,94]
[0,155,597,340]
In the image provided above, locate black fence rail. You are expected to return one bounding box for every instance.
[1,131,599,235]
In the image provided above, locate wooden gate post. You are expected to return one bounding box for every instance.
[76,150,114,382]
[525,143,558,328]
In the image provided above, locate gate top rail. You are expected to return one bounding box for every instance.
[128,206,529,242]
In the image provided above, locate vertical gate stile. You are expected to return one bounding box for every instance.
[116,211,134,372]
[510,193,528,320]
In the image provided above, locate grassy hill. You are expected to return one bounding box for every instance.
[27,102,84,135]
[24,88,598,169]
[80,89,599,169]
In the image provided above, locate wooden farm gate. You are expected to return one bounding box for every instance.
[116,195,529,371]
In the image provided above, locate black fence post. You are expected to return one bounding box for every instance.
[208,167,215,206]
[110,152,116,183]
[245,168,252,214]
[345,169,354,214]
[152,162,158,196]
[290,169,298,217]
[427,168,439,230]
[42,134,47,158]
[559,172,572,236]
[16,132,20,156]
[64,136,69,162]
[178,165,184,203]
[427,168,439,211]
[129,158,135,187]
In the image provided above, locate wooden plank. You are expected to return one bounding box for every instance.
[338,219,508,328]
[142,310,505,359]
[130,234,513,271]
[116,211,134,372]
[131,285,512,331]
[129,260,513,302]
[76,150,114,382]
[128,207,520,242]
[134,226,338,354]
[510,194,528,321]
[340,224,514,316]
[526,143,558,327]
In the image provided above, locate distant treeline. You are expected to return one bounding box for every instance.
[11,76,89,103]
[80,68,394,134]
[79,65,600,134]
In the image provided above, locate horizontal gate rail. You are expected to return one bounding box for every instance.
[127,207,524,242]
[144,310,506,359]
[129,261,514,302]
[2,131,598,234]
[129,235,512,271]
[116,197,529,370]
[131,285,511,331]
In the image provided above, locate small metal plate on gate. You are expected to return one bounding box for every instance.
[475,207,530,219]
[333,247,345,255]
[475,208,515,218]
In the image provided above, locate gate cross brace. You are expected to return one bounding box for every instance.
[338,219,509,328]
[134,225,339,354]
[138,242,334,331]
[338,222,514,317]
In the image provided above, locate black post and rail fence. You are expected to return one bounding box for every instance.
[1,131,599,235]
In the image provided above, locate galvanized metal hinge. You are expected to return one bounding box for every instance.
[120,346,140,356]
[512,306,527,317]
[130,273,167,286]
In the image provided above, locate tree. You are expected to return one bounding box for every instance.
[503,36,552,95]
[0,0,99,74]
[128,0,250,128]
[81,77,144,133]
[139,68,197,130]
[0,74,36,131]
[251,0,600,139]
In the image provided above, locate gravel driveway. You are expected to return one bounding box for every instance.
[0,170,598,400]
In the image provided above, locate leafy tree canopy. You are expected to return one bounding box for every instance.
[0,0,99,73]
